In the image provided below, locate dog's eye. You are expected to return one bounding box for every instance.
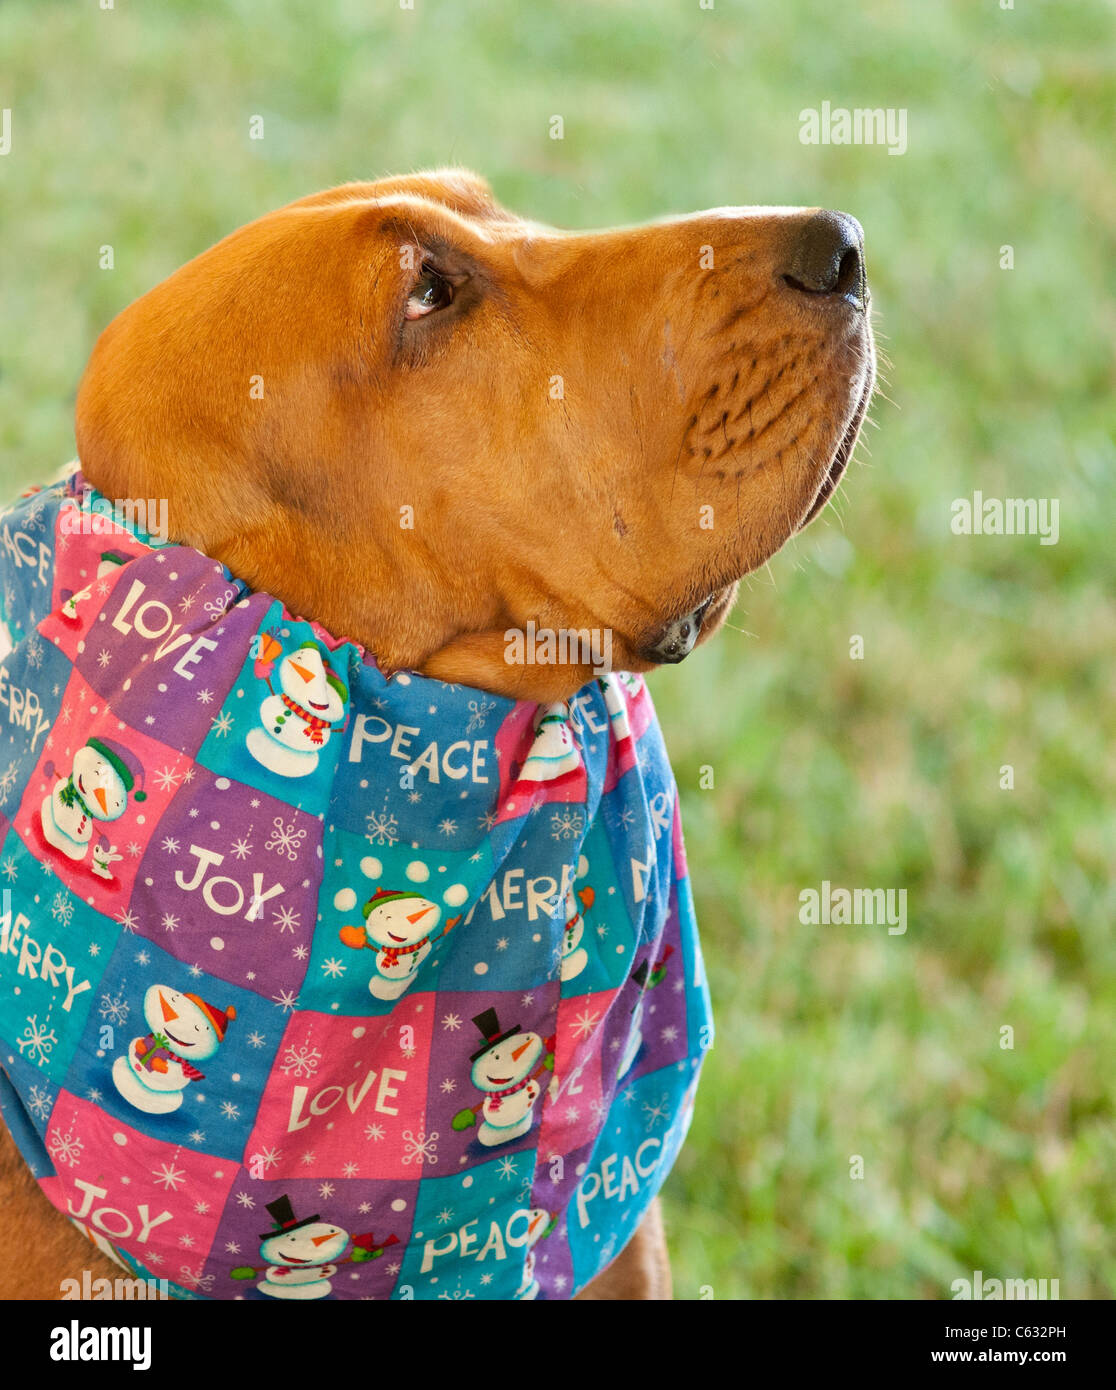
[405,266,454,320]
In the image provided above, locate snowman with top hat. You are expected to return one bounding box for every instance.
[453,1009,554,1147]
[59,550,128,624]
[617,947,673,1080]
[339,887,460,1001]
[252,1196,351,1300]
[40,736,146,879]
[112,984,235,1114]
[246,632,349,778]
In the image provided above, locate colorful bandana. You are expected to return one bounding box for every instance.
[0,471,712,1300]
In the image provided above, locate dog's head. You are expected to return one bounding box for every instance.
[76,170,874,700]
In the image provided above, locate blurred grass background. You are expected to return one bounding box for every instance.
[1,0,1113,1299]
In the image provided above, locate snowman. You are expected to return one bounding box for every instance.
[515,1207,554,1300]
[598,671,634,744]
[40,737,146,879]
[59,550,127,623]
[112,984,235,1114]
[339,887,460,1001]
[519,702,581,783]
[617,947,673,1081]
[453,1009,554,1147]
[558,866,595,983]
[246,635,349,778]
[253,1196,351,1301]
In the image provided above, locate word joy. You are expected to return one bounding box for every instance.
[504,620,613,675]
[798,880,908,935]
[950,492,1060,545]
[799,101,908,156]
[60,488,169,545]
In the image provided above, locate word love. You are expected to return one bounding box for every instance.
[111,578,219,678]
[287,1066,407,1133]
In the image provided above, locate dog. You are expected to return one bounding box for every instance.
[0,170,873,1299]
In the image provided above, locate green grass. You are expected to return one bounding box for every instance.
[2,0,1113,1299]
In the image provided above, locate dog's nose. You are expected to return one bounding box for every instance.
[643,600,709,664]
[782,210,866,309]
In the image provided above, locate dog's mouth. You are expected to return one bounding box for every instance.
[797,369,873,531]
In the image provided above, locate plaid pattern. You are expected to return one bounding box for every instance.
[0,471,712,1300]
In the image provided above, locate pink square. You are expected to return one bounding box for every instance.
[40,1088,234,1289]
[243,1002,436,1182]
[537,988,618,1158]
[12,669,190,910]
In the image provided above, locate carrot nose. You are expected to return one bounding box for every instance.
[406,905,434,924]
[158,993,178,1023]
[511,1039,532,1062]
[94,787,108,814]
[311,1232,335,1247]
[289,661,314,683]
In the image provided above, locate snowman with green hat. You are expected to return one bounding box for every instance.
[246,635,349,778]
[339,886,460,1000]
[40,736,146,879]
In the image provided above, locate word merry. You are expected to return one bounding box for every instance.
[60,489,169,545]
[467,863,575,924]
[798,881,907,935]
[421,1207,539,1273]
[951,1270,1060,1300]
[49,1321,151,1371]
[504,621,612,675]
[799,102,907,155]
[0,910,92,1011]
[0,665,51,752]
[950,492,1059,545]
[348,714,490,783]
[287,1066,407,1132]
[60,1270,169,1300]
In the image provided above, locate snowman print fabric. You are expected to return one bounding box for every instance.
[0,473,713,1300]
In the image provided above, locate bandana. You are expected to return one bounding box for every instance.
[0,471,712,1301]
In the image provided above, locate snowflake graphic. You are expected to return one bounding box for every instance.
[365,808,399,847]
[235,1192,256,1209]
[569,1008,601,1041]
[161,912,179,932]
[364,1123,385,1143]
[151,1161,186,1191]
[342,1161,359,1178]
[437,818,458,837]
[265,816,306,862]
[641,1092,670,1132]
[178,1266,215,1294]
[436,1206,455,1224]
[441,1013,463,1032]
[247,1031,266,1049]
[203,587,237,621]
[210,711,234,738]
[321,957,346,979]
[465,698,495,734]
[440,1078,457,1094]
[279,1042,322,1079]
[98,990,130,1027]
[550,807,584,842]
[497,1156,518,1180]
[161,836,180,855]
[26,1085,52,1121]
[272,988,299,1014]
[220,1101,240,1120]
[230,836,253,861]
[273,905,300,933]
[25,633,44,669]
[152,765,182,793]
[50,891,73,926]
[0,761,20,804]
[401,1128,439,1166]
[318,1181,335,1198]
[47,1126,84,1168]
[16,1014,57,1066]
[1,856,17,880]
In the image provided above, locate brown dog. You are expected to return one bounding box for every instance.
[0,169,872,1299]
